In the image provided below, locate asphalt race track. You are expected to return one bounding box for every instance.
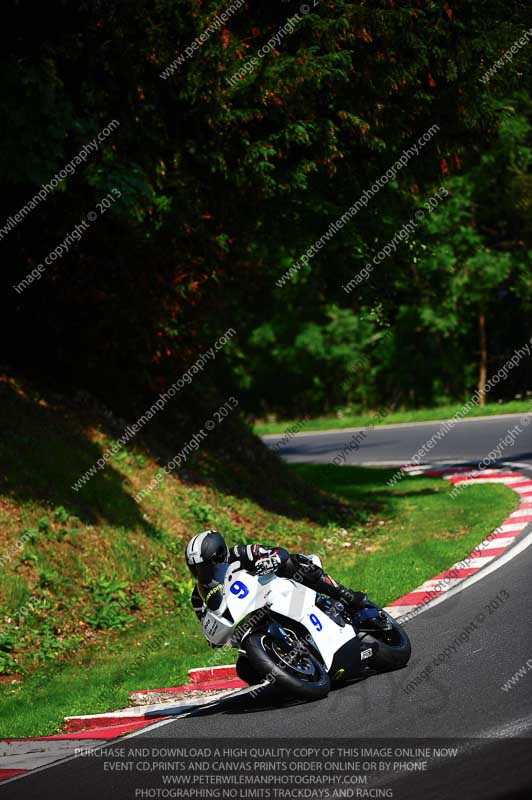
[3,414,532,800]
[261,412,532,467]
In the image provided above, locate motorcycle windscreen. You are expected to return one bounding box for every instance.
[197,563,229,610]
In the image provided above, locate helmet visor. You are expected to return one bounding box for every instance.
[194,561,230,586]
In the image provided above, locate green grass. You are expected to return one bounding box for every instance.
[254,400,532,435]
[0,456,517,736]
[290,465,518,604]
[0,377,519,736]
[0,613,231,738]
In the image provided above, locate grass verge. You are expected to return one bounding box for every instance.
[254,400,532,435]
[290,465,518,603]
[0,458,517,737]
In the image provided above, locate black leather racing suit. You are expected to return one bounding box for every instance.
[191,543,366,621]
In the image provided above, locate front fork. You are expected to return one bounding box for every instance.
[239,616,319,664]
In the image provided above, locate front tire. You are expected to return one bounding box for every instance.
[244,631,330,700]
[235,654,262,686]
[361,614,411,670]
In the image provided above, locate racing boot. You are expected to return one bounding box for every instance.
[281,554,367,612]
[315,574,367,612]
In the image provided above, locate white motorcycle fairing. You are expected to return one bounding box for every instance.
[200,562,360,672]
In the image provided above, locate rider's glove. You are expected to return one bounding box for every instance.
[236,544,287,575]
[254,551,283,575]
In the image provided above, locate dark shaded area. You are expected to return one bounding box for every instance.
[0,380,150,530]
[0,376,365,529]
[1,1,531,419]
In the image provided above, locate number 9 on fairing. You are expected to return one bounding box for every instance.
[309,613,322,631]
[230,581,249,599]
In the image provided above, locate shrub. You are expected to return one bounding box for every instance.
[0,632,18,675]
[53,506,69,524]
[83,575,142,631]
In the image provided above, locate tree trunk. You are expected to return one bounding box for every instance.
[478,311,488,406]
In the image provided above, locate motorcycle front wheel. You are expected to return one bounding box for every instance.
[235,654,262,686]
[244,631,330,700]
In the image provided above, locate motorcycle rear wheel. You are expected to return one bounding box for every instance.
[244,631,330,700]
[361,613,411,670]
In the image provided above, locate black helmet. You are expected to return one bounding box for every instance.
[185,530,228,581]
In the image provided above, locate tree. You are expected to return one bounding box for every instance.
[414,100,532,403]
[1,1,531,418]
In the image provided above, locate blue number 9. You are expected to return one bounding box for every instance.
[230,581,249,599]
[309,613,322,631]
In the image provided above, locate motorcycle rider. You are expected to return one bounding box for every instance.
[186,529,367,622]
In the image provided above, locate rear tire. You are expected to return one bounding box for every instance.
[244,631,330,700]
[361,614,411,670]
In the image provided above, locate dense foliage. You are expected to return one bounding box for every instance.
[1,0,531,418]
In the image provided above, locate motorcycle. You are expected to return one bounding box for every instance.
[200,555,411,700]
